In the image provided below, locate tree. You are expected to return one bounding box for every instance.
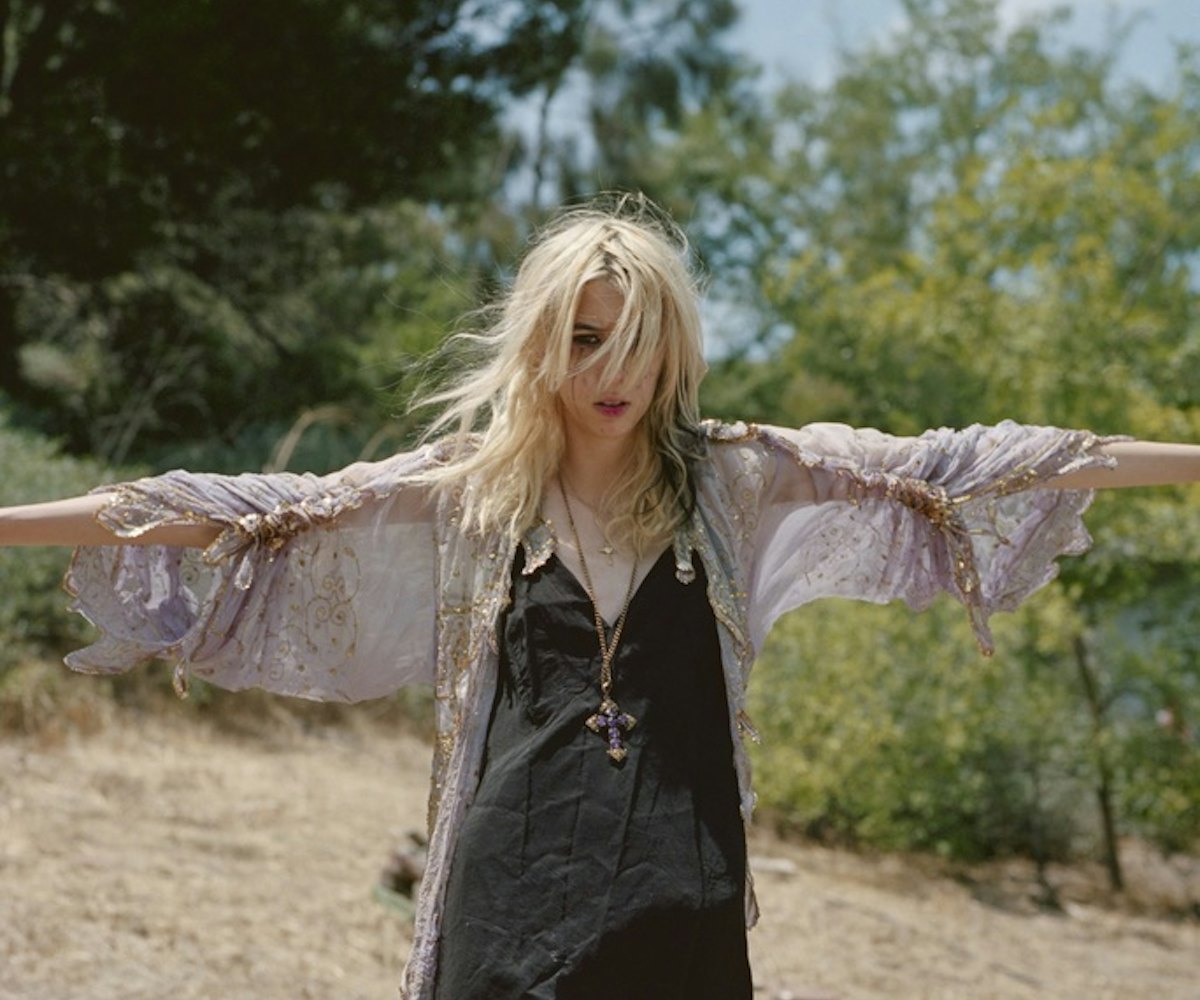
[0,1,751,466]
[512,0,753,208]
[660,0,1200,868]
[0,1,595,460]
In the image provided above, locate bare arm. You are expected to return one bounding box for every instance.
[1043,441,1200,490]
[0,494,222,548]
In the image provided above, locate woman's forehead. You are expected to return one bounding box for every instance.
[574,279,625,328]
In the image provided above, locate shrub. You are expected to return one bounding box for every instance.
[0,411,137,671]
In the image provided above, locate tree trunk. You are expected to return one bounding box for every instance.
[0,281,21,395]
[1072,633,1124,892]
[1028,761,1062,911]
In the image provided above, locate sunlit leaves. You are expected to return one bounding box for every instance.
[682,0,1200,859]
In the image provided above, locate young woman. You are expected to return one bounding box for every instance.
[1,196,1198,999]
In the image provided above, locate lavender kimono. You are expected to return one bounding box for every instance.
[65,420,1116,999]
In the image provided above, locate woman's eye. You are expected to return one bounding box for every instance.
[572,334,602,351]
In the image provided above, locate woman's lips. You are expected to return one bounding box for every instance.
[595,401,629,417]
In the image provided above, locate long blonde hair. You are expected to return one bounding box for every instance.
[419,194,708,555]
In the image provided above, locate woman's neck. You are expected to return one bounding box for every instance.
[558,436,630,508]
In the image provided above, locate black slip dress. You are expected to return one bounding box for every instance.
[433,545,752,1000]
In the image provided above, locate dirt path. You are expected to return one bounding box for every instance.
[1,712,1196,1000]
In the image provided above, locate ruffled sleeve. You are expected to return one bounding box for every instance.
[63,448,439,702]
[705,420,1124,655]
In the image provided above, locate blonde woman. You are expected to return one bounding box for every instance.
[2,196,1198,999]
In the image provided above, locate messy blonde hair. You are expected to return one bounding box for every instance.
[420,194,708,555]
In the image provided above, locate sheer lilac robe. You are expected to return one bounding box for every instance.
[64,420,1118,998]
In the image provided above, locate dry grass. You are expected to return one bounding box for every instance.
[1,674,1197,1000]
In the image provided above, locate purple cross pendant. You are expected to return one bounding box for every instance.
[585,697,637,763]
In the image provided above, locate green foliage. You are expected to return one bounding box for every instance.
[513,0,753,208]
[0,0,573,261]
[1071,578,1200,855]
[0,1,619,462]
[14,200,477,467]
[749,593,1096,861]
[0,413,136,668]
[681,0,1200,860]
[0,1,748,466]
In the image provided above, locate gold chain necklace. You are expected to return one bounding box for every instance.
[558,476,638,763]
[560,477,616,564]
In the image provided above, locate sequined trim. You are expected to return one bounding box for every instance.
[672,527,696,584]
[699,418,760,443]
[521,519,555,574]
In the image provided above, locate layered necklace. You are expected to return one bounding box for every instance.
[558,477,638,763]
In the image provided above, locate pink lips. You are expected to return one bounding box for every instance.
[595,401,629,417]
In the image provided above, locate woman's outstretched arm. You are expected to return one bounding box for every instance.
[1044,440,1200,490]
[0,494,221,548]
[29,454,439,697]
[730,421,1196,658]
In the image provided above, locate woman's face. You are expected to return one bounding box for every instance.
[556,279,661,448]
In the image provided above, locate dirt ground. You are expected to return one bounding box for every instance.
[1,708,1197,1000]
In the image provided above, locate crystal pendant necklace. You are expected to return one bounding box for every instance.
[558,477,638,763]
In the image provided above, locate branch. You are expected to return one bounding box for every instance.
[265,405,349,473]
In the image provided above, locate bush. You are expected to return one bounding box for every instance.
[0,411,137,671]
[747,594,1094,862]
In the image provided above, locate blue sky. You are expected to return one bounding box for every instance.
[731,0,1198,91]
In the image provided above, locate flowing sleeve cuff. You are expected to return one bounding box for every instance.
[744,421,1126,654]
[63,453,437,701]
